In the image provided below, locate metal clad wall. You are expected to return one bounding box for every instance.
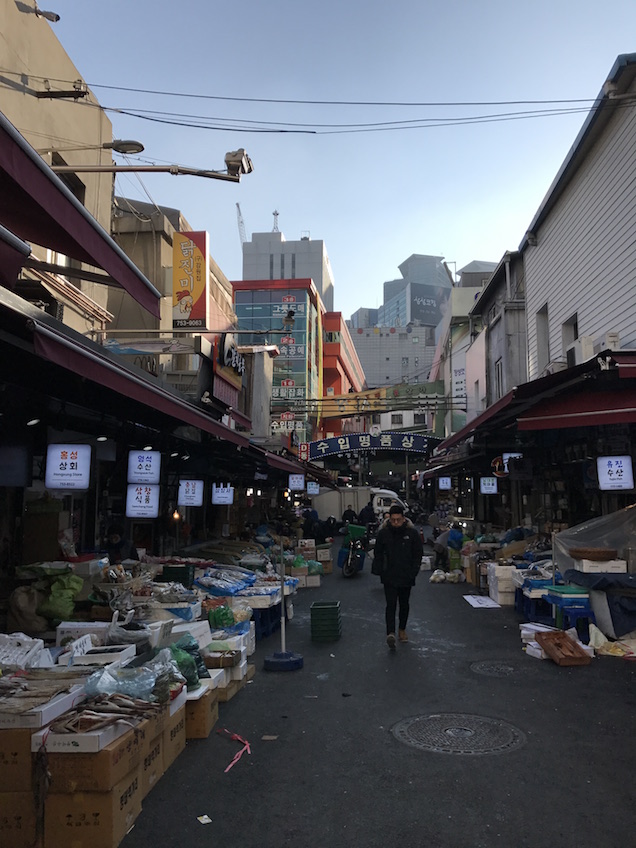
[525,91,636,379]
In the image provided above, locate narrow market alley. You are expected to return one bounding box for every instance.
[121,555,636,848]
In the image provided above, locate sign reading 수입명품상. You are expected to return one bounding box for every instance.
[45,444,92,490]
[212,484,234,505]
[304,432,431,460]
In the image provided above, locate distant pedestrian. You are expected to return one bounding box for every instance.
[372,504,423,651]
[358,500,375,527]
[342,504,357,524]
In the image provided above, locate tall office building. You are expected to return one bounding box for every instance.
[242,231,334,311]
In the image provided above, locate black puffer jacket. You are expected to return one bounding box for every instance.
[373,518,423,587]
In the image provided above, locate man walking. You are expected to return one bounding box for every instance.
[372,504,423,651]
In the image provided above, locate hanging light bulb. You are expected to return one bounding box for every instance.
[173,508,180,521]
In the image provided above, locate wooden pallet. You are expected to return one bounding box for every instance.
[535,630,592,666]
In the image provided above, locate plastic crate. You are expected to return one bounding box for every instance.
[344,524,367,542]
[0,633,44,668]
[156,564,196,588]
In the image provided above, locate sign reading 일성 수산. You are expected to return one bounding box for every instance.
[45,444,92,490]
[126,484,160,518]
[305,432,431,461]
[127,450,161,485]
[178,479,204,507]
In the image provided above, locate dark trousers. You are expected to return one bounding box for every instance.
[384,583,412,634]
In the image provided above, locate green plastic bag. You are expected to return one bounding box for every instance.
[209,604,235,629]
[169,644,199,690]
[36,573,84,624]
[306,559,324,575]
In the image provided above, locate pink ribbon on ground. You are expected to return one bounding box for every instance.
[218,728,251,772]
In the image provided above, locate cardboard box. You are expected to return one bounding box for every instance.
[72,643,136,666]
[140,733,164,798]
[306,575,321,588]
[0,728,34,792]
[0,791,37,848]
[298,538,316,551]
[321,560,334,575]
[286,564,309,576]
[316,547,332,561]
[163,705,186,771]
[45,764,143,848]
[47,724,146,793]
[0,685,86,729]
[246,663,256,681]
[295,575,307,588]
[185,684,219,739]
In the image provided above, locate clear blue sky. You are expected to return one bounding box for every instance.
[47,0,636,319]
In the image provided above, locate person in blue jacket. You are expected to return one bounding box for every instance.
[372,504,423,651]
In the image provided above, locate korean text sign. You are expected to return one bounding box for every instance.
[45,444,91,490]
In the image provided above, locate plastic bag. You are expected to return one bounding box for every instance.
[107,610,152,655]
[429,569,447,583]
[446,568,466,584]
[174,633,210,679]
[169,644,200,690]
[36,573,84,623]
[85,665,157,700]
[144,647,188,702]
[306,560,324,575]
[209,604,235,629]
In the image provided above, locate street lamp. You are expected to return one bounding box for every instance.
[36,139,145,155]
[50,148,254,183]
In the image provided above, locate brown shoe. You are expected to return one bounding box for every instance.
[398,629,408,643]
[386,633,396,651]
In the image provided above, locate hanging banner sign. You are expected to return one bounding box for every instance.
[172,231,209,330]
[45,444,91,490]
[480,477,498,495]
[307,481,320,495]
[127,450,161,485]
[212,483,234,505]
[305,432,430,460]
[126,484,160,518]
[178,479,204,507]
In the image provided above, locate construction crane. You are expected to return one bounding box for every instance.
[236,202,247,245]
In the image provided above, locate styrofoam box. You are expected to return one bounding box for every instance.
[306,575,321,588]
[0,685,86,729]
[171,620,213,651]
[489,588,515,605]
[72,643,136,666]
[573,559,627,573]
[169,686,188,716]
[56,621,110,647]
[206,668,226,689]
[230,659,248,681]
[32,717,131,753]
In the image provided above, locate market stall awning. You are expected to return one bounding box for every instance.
[609,353,636,379]
[517,387,636,430]
[0,110,161,317]
[30,318,250,448]
[0,223,31,288]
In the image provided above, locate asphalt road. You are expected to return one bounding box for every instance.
[122,552,636,848]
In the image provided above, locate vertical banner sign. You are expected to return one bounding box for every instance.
[127,451,161,485]
[178,479,204,507]
[126,484,160,518]
[172,231,210,331]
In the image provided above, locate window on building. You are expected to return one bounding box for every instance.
[385,356,390,361]
[401,357,408,367]
[414,357,419,367]
[269,254,274,280]
[291,254,296,279]
[536,303,549,371]
[412,336,419,344]
[280,254,285,278]
[562,313,578,353]
[372,414,381,424]
[494,358,503,400]
[414,413,426,424]
[391,414,403,425]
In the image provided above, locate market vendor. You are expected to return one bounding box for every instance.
[106,524,139,564]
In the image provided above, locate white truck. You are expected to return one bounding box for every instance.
[310,486,407,523]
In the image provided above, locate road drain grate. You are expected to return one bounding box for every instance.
[391,713,526,755]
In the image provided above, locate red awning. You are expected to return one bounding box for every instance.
[0,111,161,317]
[517,388,636,430]
[31,319,250,447]
[610,353,636,379]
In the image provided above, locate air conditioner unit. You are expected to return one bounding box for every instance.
[541,360,567,377]
[566,335,595,367]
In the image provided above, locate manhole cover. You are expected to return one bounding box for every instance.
[470,660,516,677]
[391,713,526,755]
